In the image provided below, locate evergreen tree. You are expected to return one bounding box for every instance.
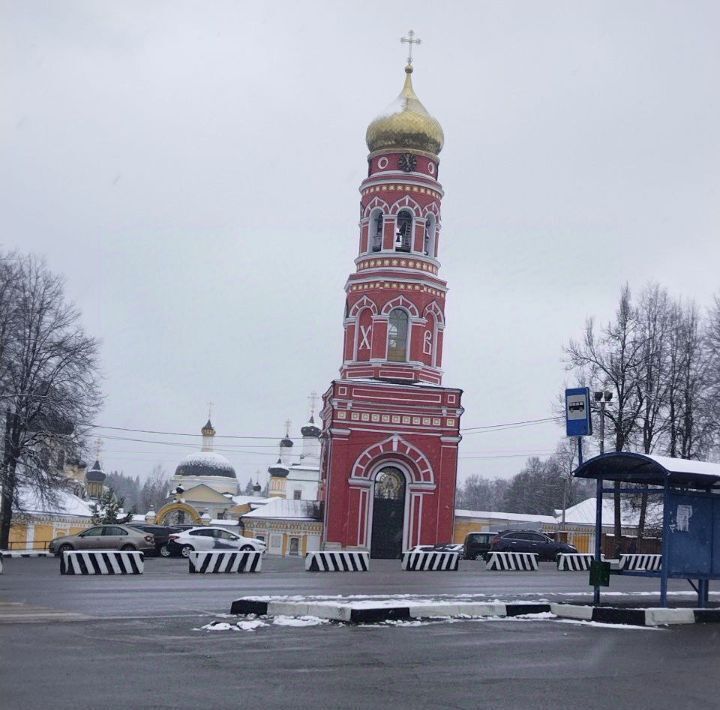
[90,488,134,524]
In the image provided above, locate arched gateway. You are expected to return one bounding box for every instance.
[370,467,406,558]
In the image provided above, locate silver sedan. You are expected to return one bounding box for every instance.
[48,524,155,555]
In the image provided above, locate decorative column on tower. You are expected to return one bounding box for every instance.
[319,34,463,558]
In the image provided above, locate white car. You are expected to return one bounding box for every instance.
[168,527,266,557]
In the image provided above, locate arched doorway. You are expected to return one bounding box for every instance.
[370,466,406,559]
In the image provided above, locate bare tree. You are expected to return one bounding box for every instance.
[0,254,101,548]
[456,475,509,512]
[665,301,714,460]
[633,285,672,538]
[139,465,171,512]
[566,285,645,542]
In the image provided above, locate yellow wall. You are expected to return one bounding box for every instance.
[9,523,28,547]
[453,518,495,543]
[8,520,90,550]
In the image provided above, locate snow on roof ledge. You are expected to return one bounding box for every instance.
[454,509,556,524]
[575,452,720,489]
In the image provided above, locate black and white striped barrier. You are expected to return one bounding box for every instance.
[557,553,595,571]
[305,551,369,572]
[485,551,539,571]
[189,550,262,574]
[619,554,662,571]
[61,550,144,575]
[401,551,459,571]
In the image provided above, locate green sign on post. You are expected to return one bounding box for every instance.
[589,560,611,587]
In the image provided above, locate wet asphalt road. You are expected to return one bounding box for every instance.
[1,556,720,710]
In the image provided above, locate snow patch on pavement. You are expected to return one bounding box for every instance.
[272,615,329,627]
[555,619,661,630]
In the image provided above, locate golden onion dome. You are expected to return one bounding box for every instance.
[366,64,444,155]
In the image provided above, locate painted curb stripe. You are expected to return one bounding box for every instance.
[590,607,647,625]
[504,603,551,616]
[230,599,269,615]
[228,599,551,623]
[350,607,411,623]
[692,610,720,623]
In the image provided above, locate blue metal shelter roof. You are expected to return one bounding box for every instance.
[574,452,720,490]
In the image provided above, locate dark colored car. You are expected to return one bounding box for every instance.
[463,532,498,560]
[129,524,187,557]
[489,530,577,561]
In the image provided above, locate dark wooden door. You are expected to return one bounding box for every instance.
[370,467,406,559]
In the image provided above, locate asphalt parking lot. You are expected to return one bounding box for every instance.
[2,556,720,710]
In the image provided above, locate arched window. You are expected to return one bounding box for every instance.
[370,209,383,252]
[387,308,409,362]
[424,214,436,257]
[374,467,405,500]
[394,210,413,252]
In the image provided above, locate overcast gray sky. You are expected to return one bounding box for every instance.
[2,1,719,486]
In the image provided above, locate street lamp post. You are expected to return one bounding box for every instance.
[592,390,612,605]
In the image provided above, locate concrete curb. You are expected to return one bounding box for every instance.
[230,597,551,623]
[551,603,720,626]
[0,551,53,558]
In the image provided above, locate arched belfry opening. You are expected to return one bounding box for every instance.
[394,210,413,252]
[370,466,406,559]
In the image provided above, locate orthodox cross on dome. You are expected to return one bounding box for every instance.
[207,400,214,421]
[400,29,422,66]
[285,419,291,438]
[94,437,103,461]
[308,391,318,418]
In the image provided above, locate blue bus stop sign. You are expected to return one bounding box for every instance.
[565,387,592,437]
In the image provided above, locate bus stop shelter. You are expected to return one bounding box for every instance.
[574,452,720,607]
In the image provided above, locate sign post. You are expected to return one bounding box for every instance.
[565,387,601,601]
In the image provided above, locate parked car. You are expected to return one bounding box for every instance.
[166,527,267,558]
[48,524,155,555]
[489,530,577,561]
[128,524,187,557]
[463,532,498,560]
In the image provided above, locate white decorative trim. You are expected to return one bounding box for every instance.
[381,296,420,317]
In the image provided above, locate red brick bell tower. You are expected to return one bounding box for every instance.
[319,39,463,558]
